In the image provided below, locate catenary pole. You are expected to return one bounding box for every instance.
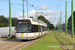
[9,0,12,38]
[71,0,74,38]
[36,12,37,19]
[60,11,62,33]
[65,1,67,35]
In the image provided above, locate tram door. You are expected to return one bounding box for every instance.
[41,27,42,35]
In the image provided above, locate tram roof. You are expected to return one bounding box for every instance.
[18,18,47,27]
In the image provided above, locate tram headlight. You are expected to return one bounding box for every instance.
[17,34,19,36]
[26,34,29,36]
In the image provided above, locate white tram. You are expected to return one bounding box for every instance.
[15,18,47,40]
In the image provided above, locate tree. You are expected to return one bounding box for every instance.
[12,18,17,26]
[0,15,18,27]
[0,15,8,27]
[37,15,54,30]
[6,17,18,26]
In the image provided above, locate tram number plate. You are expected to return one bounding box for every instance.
[21,33,24,37]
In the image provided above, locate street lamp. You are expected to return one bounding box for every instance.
[25,0,33,18]
[25,0,28,18]
[23,0,24,18]
[56,4,59,12]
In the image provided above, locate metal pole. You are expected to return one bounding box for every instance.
[27,0,28,18]
[54,27,55,30]
[65,1,67,35]
[23,0,24,18]
[71,0,74,38]
[58,18,60,31]
[9,0,12,38]
[60,11,62,33]
[36,12,37,19]
[61,11,62,32]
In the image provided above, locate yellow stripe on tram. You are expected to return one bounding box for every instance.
[21,33,24,37]
[34,32,36,39]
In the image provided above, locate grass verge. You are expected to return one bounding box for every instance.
[22,31,62,50]
[57,31,75,44]
[55,31,75,50]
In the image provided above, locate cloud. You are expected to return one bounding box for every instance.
[49,17,59,26]
[53,22,57,25]
[43,10,60,16]
[15,13,23,18]
[4,15,8,17]
[15,10,36,18]
[25,10,36,18]
[44,15,51,19]
[4,9,63,27]
[11,15,14,17]
[14,10,63,26]
[15,10,60,18]
[44,14,59,26]
[37,5,48,10]
[4,15,16,18]
[27,10,35,16]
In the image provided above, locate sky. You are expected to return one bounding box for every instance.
[0,0,75,26]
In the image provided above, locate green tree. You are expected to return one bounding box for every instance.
[6,17,18,26]
[37,15,54,30]
[0,15,8,27]
[12,18,17,26]
[0,15,18,27]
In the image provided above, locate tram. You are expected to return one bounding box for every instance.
[15,18,47,40]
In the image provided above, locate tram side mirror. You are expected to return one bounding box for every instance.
[15,27,17,30]
[15,25,17,30]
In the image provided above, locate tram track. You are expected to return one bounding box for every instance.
[54,32,69,50]
[57,32,75,46]
[0,39,25,50]
[54,31,75,50]
[14,40,36,50]
[0,39,20,46]
[8,40,37,50]
[12,32,51,50]
[0,39,37,50]
[0,39,21,48]
[2,42,23,50]
[0,31,51,50]
[0,41,23,50]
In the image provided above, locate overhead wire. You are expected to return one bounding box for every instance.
[58,0,62,6]
[11,3,28,6]
[11,3,22,6]
[11,5,22,11]
[11,3,33,6]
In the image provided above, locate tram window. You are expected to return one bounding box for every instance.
[31,25,47,32]
[31,25,38,32]
[38,26,41,32]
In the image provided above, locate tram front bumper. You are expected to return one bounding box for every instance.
[16,36,34,40]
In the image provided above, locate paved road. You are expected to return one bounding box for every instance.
[0,38,37,50]
[0,31,51,50]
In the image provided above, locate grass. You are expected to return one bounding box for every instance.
[22,31,62,50]
[22,31,75,50]
[55,31,75,50]
[57,31,75,44]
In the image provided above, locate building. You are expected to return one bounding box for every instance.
[68,11,75,29]
[62,23,65,29]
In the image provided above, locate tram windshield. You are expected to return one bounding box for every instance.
[16,20,31,33]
